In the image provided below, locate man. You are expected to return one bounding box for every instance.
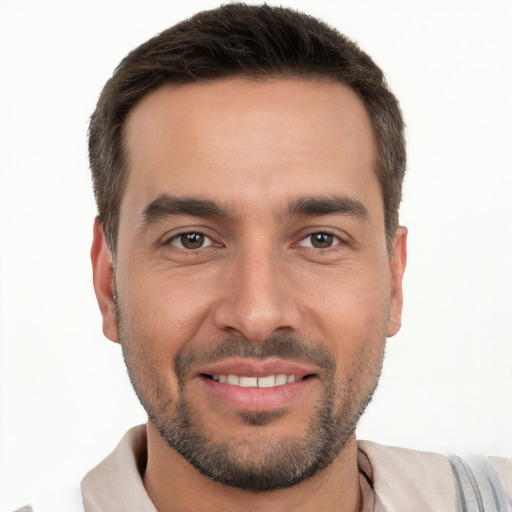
[83,4,511,511]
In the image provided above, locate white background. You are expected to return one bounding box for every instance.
[0,1,511,510]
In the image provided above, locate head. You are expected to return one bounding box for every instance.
[90,4,407,494]
[89,3,405,258]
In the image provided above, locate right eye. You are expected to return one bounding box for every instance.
[168,232,214,250]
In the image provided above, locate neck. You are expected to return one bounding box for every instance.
[143,421,362,512]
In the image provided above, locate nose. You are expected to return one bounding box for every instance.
[213,244,302,342]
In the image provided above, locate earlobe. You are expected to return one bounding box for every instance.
[91,218,119,343]
[387,226,408,338]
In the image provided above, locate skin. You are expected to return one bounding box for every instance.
[92,77,407,512]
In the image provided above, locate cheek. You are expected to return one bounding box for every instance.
[303,274,391,380]
[309,274,391,335]
[118,267,216,351]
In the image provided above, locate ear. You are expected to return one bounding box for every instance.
[91,218,119,343]
[387,226,407,338]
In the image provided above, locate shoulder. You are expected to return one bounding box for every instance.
[81,425,156,512]
[358,441,455,512]
[357,440,512,512]
[489,455,512,502]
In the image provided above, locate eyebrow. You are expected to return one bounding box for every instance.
[282,195,368,221]
[140,194,228,229]
[140,193,369,229]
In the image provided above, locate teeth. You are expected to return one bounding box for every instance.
[239,376,258,387]
[226,374,239,385]
[213,374,300,388]
[258,375,276,388]
[276,374,288,385]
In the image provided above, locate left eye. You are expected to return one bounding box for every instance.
[169,232,213,250]
[298,233,341,249]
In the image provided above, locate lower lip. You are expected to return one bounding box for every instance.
[199,376,316,411]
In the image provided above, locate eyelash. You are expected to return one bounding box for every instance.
[167,232,217,250]
[165,230,343,251]
[296,232,343,250]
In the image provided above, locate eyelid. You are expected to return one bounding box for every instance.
[160,226,224,251]
[168,232,215,249]
[296,232,343,248]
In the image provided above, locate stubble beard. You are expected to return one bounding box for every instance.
[118,317,385,492]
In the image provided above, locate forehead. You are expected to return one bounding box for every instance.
[121,77,380,223]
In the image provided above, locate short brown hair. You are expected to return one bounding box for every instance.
[89,3,405,254]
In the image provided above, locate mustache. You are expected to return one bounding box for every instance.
[174,335,336,382]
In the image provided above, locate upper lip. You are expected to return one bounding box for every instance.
[195,358,319,379]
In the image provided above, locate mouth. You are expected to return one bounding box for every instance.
[196,359,319,412]
[202,373,314,388]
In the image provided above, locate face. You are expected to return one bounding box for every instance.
[92,78,406,491]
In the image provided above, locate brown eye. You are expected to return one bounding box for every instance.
[311,233,334,248]
[298,233,339,249]
[171,232,211,250]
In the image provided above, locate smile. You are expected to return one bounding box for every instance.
[205,374,301,388]
[198,367,318,411]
